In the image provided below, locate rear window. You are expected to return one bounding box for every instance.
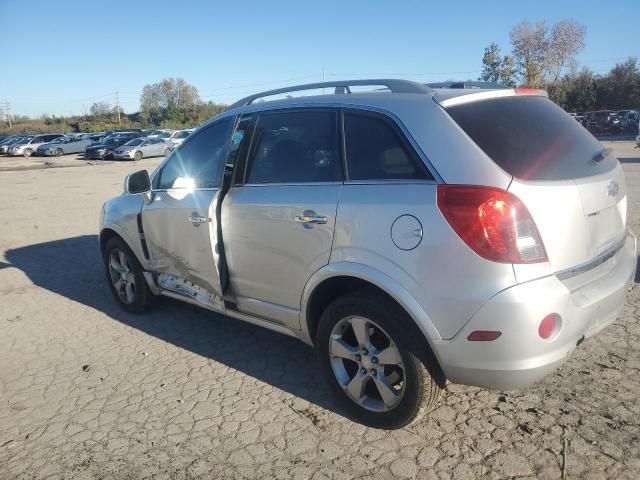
[446,96,616,181]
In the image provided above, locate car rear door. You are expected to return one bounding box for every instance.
[442,93,628,283]
[221,108,343,330]
[141,118,234,312]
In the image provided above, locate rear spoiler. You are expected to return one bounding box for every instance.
[436,88,548,108]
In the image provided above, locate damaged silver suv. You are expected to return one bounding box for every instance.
[100,80,637,428]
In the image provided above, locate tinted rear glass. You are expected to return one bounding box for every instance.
[446,96,616,181]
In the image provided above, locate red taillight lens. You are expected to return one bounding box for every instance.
[437,185,548,263]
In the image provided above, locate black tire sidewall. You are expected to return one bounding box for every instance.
[316,291,429,429]
[103,237,153,314]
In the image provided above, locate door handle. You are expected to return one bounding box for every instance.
[188,215,209,224]
[295,214,327,225]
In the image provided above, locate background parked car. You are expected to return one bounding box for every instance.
[622,110,639,133]
[0,135,22,154]
[112,137,173,160]
[584,110,620,134]
[168,129,194,148]
[8,134,64,157]
[37,135,93,156]
[84,132,143,159]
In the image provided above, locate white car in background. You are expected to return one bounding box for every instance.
[112,137,173,161]
[169,129,195,148]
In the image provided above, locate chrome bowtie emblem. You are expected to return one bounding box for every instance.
[606,181,619,198]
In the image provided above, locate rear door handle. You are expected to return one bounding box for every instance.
[295,214,327,225]
[188,215,209,224]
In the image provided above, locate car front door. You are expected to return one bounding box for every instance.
[141,118,234,312]
[221,109,343,330]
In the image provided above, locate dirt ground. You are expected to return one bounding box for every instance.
[0,142,639,480]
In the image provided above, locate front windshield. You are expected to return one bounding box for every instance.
[125,138,144,146]
[175,131,191,139]
[158,132,172,139]
[20,136,35,143]
[51,137,66,144]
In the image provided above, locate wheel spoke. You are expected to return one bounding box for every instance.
[345,370,368,401]
[109,255,123,274]
[125,281,135,303]
[330,337,358,360]
[113,278,124,292]
[373,374,400,408]
[376,345,403,366]
[118,251,128,272]
[350,317,370,348]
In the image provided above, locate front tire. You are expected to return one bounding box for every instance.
[134,151,143,161]
[23,148,33,158]
[316,290,443,429]
[103,236,154,314]
[55,148,63,156]
[163,148,171,156]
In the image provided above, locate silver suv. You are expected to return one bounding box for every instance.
[99,80,637,428]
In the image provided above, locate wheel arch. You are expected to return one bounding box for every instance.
[300,262,442,348]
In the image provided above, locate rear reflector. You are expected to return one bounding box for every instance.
[467,331,502,341]
[437,185,548,264]
[539,313,560,340]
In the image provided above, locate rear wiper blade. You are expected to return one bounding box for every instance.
[592,147,612,163]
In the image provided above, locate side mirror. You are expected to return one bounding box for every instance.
[125,170,151,194]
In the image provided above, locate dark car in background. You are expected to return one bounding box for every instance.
[584,110,620,134]
[84,132,143,159]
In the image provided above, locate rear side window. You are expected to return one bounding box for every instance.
[246,110,342,184]
[446,96,615,181]
[344,111,431,181]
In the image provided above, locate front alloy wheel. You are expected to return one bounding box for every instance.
[108,248,136,304]
[103,236,154,313]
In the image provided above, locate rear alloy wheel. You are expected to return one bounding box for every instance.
[134,151,143,161]
[55,148,63,156]
[317,290,443,429]
[103,237,154,313]
[23,148,33,158]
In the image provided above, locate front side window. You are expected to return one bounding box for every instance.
[343,111,430,181]
[245,110,342,184]
[157,119,232,190]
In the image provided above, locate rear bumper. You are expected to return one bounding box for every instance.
[434,228,637,390]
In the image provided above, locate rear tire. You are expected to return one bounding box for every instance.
[103,236,154,314]
[316,290,443,429]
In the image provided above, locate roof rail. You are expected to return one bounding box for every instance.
[227,79,433,110]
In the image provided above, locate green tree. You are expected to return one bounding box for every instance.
[480,43,503,83]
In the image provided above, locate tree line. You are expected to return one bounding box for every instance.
[479,19,640,112]
[0,78,226,136]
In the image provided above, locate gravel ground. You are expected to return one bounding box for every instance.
[0,142,639,479]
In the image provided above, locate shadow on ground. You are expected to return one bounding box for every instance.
[4,235,344,418]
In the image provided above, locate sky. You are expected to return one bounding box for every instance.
[0,0,638,117]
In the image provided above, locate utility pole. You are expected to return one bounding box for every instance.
[1,101,11,129]
[115,90,121,124]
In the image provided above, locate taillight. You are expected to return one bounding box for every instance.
[437,185,548,264]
